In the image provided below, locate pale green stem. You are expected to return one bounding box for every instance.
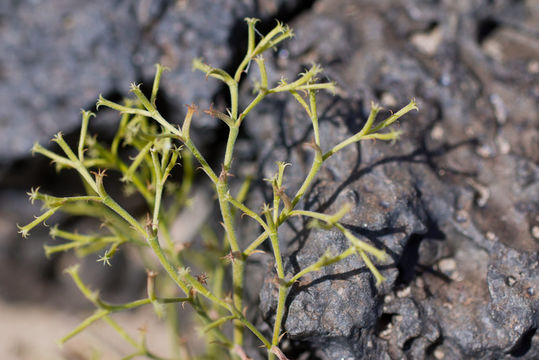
[233,18,258,82]
[100,195,146,236]
[238,90,267,125]
[203,315,237,333]
[268,228,287,359]
[322,104,379,161]
[291,82,336,92]
[269,65,321,93]
[216,179,244,346]
[227,196,270,234]
[130,84,183,138]
[150,147,163,232]
[252,22,290,56]
[243,232,269,256]
[151,64,167,106]
[125,142,153,181]
[78,111,94,161]
[52,134,99,193]
[147,233,190,296]
[370,99,418,132]
[238,57,269,125]
[32,143,73,168]
[334,223,387,261]
[96,95,152,117]
[59,309,109,344]
[287,247,357,286]
[308,90,321,146]
[183,138,218,184]
[111,113,129,156]
[279,149,323,221]
[223,126,239,171]
[18,206,61,238]
[103,316,140,349]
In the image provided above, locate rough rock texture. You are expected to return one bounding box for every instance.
[246,0,538,359]
[0,0,307,164]
[0,0,137,162]
[0,0,537,359]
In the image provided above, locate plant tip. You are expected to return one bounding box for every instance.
[154,63,170,72]
[17,224,29,238]
[129,82,142,92]
[64,264,80,274]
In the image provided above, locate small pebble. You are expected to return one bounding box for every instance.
[380,92,397,106]
[527,287,535,296]
[489,93,507,125]
[476,143,496,158]
[465,126,475,136]
[496,136,510,155]
[379,323,393,339]
[505,276,516,287]
[396,287,411,298]
[532,226,539,239]
[455,210,468,223]
[439,258,456,273]
[411,26,442,56]
[431,124,444,140]
[528,60,539,74]
[434,348,445,359]
[440,73,451,86]
[486,232,497,241]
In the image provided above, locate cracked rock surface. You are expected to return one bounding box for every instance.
[246,0,538,359]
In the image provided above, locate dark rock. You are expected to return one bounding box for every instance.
[0,0,138,162]
[0,0,315,166]
[248,0,538,359]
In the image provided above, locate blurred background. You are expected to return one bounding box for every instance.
[0,0,537,359]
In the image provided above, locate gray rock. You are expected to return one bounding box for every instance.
[249,0,538,358]
[0,0,314,165]
[0,0,138,162]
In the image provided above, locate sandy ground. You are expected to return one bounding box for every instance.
[0,300,174,360]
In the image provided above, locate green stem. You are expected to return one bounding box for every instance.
[216,180,244,346]
[183,138,218,183]
[147,233,190,296]
[279,148,323,221]
[224,126,239,171]
[150,147,163,232]
[287,246,357,286]
[267,229,287,355]
[243,232,269,256]
[103,316,140,349]
[227,196,270,233]
[271,285,288,350]
[233,18,259,82]
[59,309,109,344]
[100,195,146,236]
[78,111,94,161]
